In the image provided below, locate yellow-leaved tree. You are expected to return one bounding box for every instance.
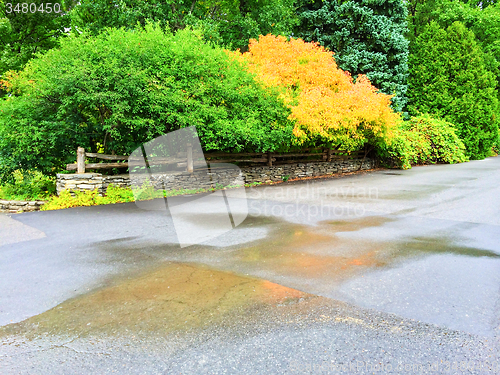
[240,35,400,151]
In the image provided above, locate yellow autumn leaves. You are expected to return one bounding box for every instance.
[238,35,399,148]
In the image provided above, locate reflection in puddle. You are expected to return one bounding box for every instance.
[325,216,393,232]
[396,237,500,259]
[90,214,498,313]
[236,223,387,280]
[224,214,500,336]
[5,212,498,338]
[0,262,310,338]
[214,215,500,297]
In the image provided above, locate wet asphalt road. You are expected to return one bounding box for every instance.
[1,158,500,374]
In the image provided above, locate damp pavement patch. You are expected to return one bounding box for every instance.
[0,262,309,338]
[0,214,45,247]
[1,158,500,373]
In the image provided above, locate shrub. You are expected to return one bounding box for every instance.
[41,185,134,211]
[41,184,211,211]
[241,35,400,151]
[0,24,294,180]
[0,170,55,200]
[379,114,468,168]
[408,21,499,159]
[492,129,500,156]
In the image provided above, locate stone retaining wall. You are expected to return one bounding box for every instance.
[127,166,245,191]
[242,158,375,183]
[0,200,46,213]
[56,173,105,196]
[56,158,376,196]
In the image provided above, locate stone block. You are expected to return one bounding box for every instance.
[76,184,97,189]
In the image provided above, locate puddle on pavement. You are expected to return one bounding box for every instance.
[396,237,500,259]
[0,262,311,339]
[4,213,497,339]
[379,184,447,200]
[324,216,393,232]
[92,214,496,289]
[225,215,499,284]
[230,216,392,281]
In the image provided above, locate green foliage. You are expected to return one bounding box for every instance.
[103,183,136,203]
[407,0,500,42]
[492,127,500,155]
[129,180,209,202]
[131,181,166,202]
[0,24,294,180]
[378,114,468,168]
[296,0,410,112]
[201,0,299,52]
[407,21,499,159]
[0,170,55,200]
[41,183,229,210]
[0,0,76,93]
[70,0,298,51]
[42,185,138,210]
[469,3,500,89]
[406,0,500,157]
[407,0,500,114]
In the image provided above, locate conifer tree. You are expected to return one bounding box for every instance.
[408,21,499,159]
[296,0,409,112]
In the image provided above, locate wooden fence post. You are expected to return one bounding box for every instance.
[327,148,332,162]
[186,143,193,173]
[77,147,86,174]
[267,152,273,167]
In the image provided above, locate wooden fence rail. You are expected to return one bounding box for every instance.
[67,146,366,174]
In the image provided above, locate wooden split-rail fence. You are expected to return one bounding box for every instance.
[67,146,366,174]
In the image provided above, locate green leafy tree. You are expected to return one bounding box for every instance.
[70,0,298,51]
[406,0,500,152]
[0,0,76,93]
[296,0,409,112]
[407,0,499,41]
[0,24,294,180]
[408,21,499,159]
[407,0,500,87]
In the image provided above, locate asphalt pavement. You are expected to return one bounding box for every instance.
[1,158,499,374]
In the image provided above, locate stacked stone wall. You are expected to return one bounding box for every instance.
[56,173,104,196]
[241,159,375,183]
[0,200,45,213]
[56,158,376,196]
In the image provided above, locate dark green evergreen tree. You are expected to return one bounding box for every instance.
[408,21,499,159]
[407,0,500,129]
[296,0,409,112]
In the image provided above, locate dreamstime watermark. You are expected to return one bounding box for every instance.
[127,126,380,246]
[289,359,500,373]
[128,126,248,248]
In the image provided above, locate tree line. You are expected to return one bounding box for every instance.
[0,0,498,182]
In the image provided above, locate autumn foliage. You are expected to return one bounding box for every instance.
[241,35,400,150]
